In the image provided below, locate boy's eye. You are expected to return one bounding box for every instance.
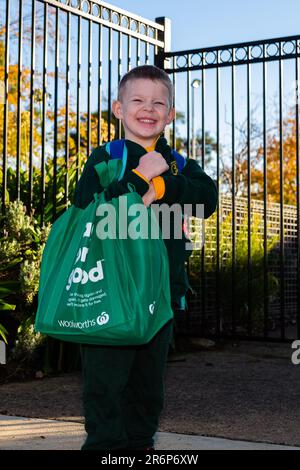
[155,102,165,106]
[133,99,142,102]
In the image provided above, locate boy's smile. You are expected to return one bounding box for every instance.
[112,78,175,149]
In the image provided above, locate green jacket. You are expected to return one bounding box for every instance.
[73,137,218,307]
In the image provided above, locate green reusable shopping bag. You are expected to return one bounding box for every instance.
[35,157,173,345]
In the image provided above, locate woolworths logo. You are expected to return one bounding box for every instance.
[58,312,109,329]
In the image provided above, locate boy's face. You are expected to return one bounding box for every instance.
[112,78,175,148]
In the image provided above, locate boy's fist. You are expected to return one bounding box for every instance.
[136,151,169,181]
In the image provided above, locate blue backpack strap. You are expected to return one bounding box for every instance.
[106,139,125,160]
[172,150,186,174]
[105,139,127,181]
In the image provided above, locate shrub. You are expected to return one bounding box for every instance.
[0,200,50,380]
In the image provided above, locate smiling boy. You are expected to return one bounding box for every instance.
[74,65,217,451]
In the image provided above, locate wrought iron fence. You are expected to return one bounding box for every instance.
[0,0,166,222]
[1,0,300,341]
[162,36,300,341]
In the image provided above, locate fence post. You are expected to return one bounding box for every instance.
[154,17,171,70]
[155,17,172,143]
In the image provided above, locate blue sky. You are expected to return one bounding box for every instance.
[110,0,300,51]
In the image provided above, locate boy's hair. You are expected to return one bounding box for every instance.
[118,65,174,107]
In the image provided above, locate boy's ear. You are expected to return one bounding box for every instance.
[112,100,123,120]
[167,107,176,125]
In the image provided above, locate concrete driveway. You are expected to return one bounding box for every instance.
[0,415,298,451]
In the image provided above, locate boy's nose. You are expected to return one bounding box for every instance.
[142,102,154,111]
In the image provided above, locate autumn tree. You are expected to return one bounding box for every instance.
[0,8,115,173]
[252,116,298,205]
[220,103,297,205]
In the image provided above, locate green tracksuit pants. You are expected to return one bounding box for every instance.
[80,320,173,450]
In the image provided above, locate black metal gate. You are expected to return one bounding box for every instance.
[0,0,166,221]
[1,0,300,341]
[160,37,300,342]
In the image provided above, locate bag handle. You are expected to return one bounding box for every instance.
[93,140,128,190]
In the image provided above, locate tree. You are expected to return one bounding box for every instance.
[220,103,297,205]
[252,116,297,205]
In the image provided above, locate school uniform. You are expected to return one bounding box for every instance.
[73,136,217,450]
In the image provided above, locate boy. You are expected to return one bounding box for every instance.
[73,65,217,450]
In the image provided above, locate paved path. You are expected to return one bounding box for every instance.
[0,415,298,450]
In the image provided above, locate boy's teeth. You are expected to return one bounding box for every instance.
[140,119,154,123]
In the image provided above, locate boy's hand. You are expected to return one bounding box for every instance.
[136,151,169,181]
[142,182,156,207]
